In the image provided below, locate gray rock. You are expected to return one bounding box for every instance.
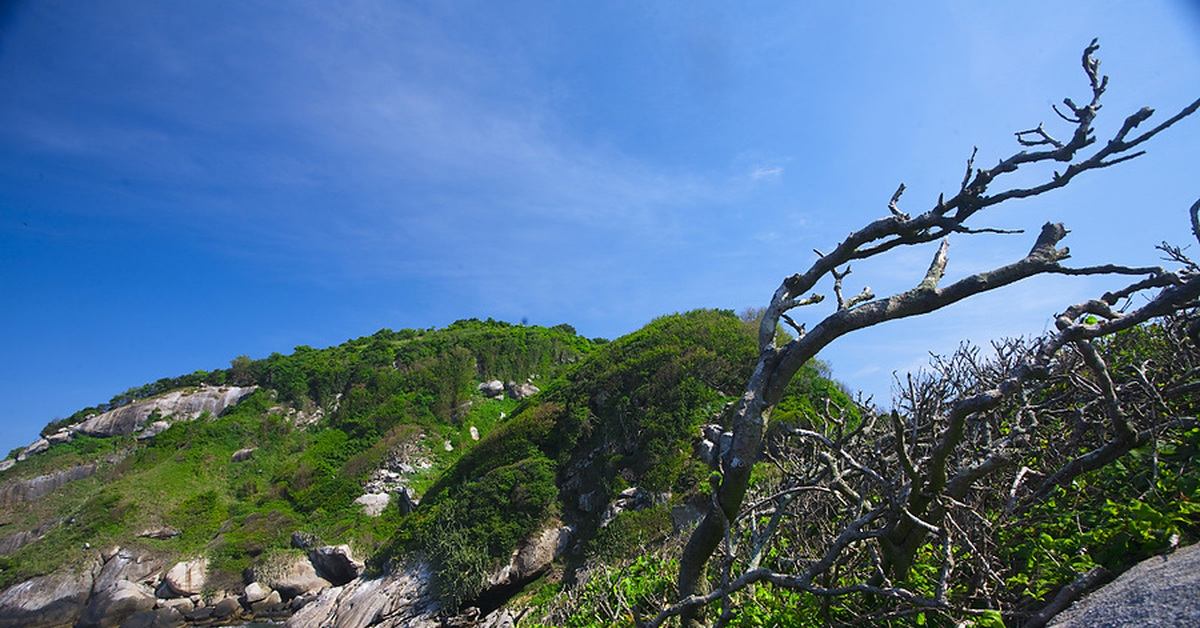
[478,380,505,398]
[0,464,97,507]
[0,518,61,555]
[285,561,440,628]
[506,382,540,400]
[1049,543,1200,628]
[75,385,256,438]
[0,459,13,472]
[308,545,364,586]
[354,493,390,517]
[211,596,241,619]
[120,606,185,628]
[0,569,92,628]
[93,547,163,592]
[77,580,157,628]
[46,430,73,446]
[290,531,321,549]
[163,558,208,597]
[487,525,572,589]
[244,581,271,604]
[231,447,257,463]
[135,421,171,441]
[17,438,50,461]
[255,552,330,599]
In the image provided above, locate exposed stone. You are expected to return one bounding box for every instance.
[211,597,241,619]
[1050,543,1200,627]
[470,426,480,441]
[0,464,97,508]
[394,487,419,516]
[93,548,163,592]
[250,589,283,613]
[46,430,73,446]
[308,545,364,586]
[290,531,321,549]
[17,438,50,461]
[137,526,180,540]
[0,459,13,472]
[487,525,572,589]
[121,606,185,628]
[444,440,454,451]
[156,597,193,614]
[231,447,257,463]
[77,580,156,628]
[0,519,61,555]
[254,552,330,599]
[506,382,540,400]
[75,385,257,438]
[163,558,208,597]
[478,380,505,398]
[244,581,270,604]
[354,493,390,517]
[284,560,440,628]
[135,421,171,441]
[0,569,92,628]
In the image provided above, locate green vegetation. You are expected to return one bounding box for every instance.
[3,311,1192,627]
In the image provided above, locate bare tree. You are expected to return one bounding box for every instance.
[663,40,1200,627]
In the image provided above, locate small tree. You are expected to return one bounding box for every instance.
[657,40,1200,627]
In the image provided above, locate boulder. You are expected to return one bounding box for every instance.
[17,438,50,461]
[244,581,271,604]
[254,552,330,599]
[478,380,505,398]
[120,606,185,628]
[505,382,540,400]
[46,430,73,446]
[93,547,163,591]
[0,569,92,628]
[163,558,208,597]
[487,525,572,588]
[0,459,13,472]
[354,493,390,517]
[231,447,257,463]
[470,426,480,441]
[290,530,321,549]
[77,580,157,628]
[211,597,241,619]
[308,545,364,586]
[285,561,440,628]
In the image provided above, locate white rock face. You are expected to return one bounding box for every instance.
[163,558,208,597]
[469,426,480,441]
[487,525,572,588]
[354,493,390,517]
[75,386,257,438]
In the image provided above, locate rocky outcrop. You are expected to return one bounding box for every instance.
[355,492,390,516]
[0,519,62,555]
[0,464,97,508]
[162,558,208,597]
[505,382,540,400]
[0,569,93,628]
[76,580,157,628]
[487,525,572,590]
[309,545,364,586]
[284,561,440,628]
[74,385,256,438]
[254,552,331,599]
[1049,543,1200,628]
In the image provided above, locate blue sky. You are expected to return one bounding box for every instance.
[2,1,1198,456]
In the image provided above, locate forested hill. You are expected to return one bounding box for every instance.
[0,310,852,627]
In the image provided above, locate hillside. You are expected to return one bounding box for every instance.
[0,310,1196,628]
